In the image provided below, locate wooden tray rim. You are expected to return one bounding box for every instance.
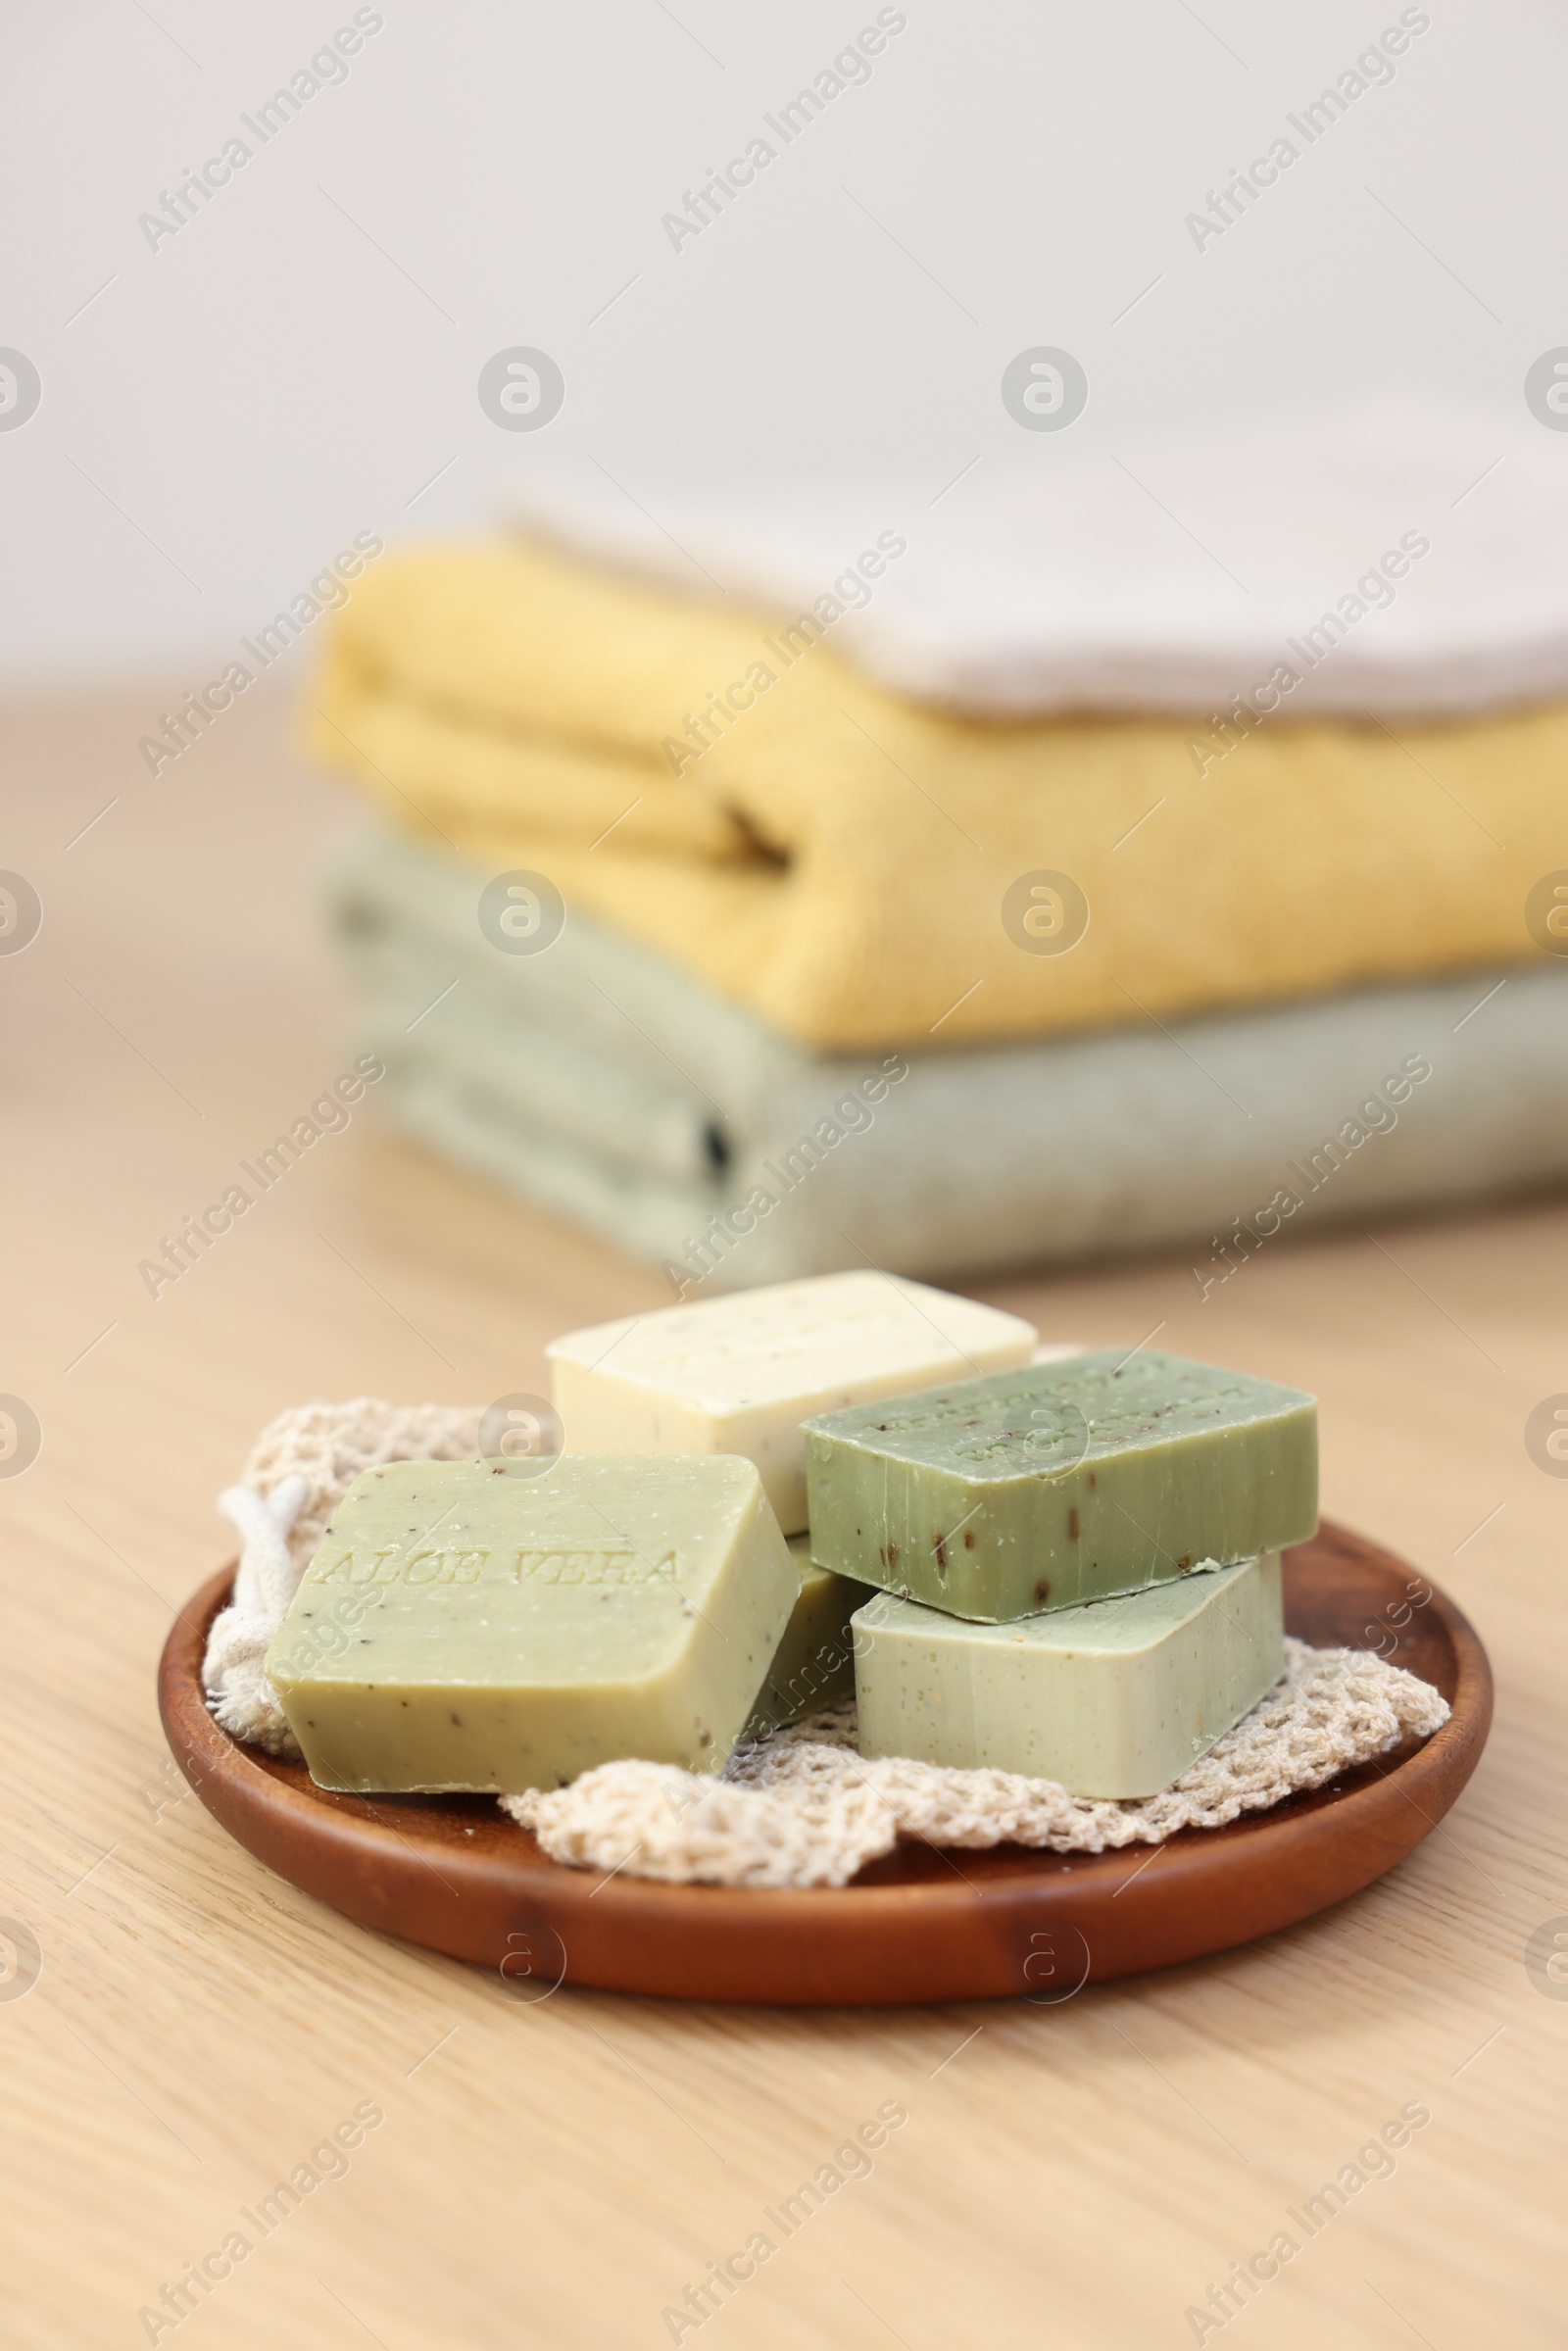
[158,1521,1494,2004]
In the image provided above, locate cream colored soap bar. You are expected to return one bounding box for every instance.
[741,1536,873,1741]
[548,1272,1037,1536]
[265,1455,797,1793]
[853,1553,1284,1798]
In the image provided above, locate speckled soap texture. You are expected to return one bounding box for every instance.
[547,1270,1036,1535]
[266,1454,797,1793]
[803,1349,1317,1623]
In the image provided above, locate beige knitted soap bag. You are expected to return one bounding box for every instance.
[203,1399,1450,1893]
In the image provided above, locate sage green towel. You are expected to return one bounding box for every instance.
[329,828,1568,1292]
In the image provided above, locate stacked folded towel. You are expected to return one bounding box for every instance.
[313,407,1568,1284]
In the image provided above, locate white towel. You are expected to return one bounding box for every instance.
[509,400,1568,719]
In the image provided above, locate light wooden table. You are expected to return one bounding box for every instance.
[4,687,1563,2350]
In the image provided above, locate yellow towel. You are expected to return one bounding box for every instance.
[311,537,1565,1051]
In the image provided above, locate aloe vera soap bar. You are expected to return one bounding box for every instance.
[548,1271,1036,1535]
[854,1552,1284,1797]
[266,1454,797,1793]
[804,1349,1316,1622]
[741,1537,873,1741]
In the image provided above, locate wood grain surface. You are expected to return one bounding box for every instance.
[156,1530,1494,2005]
[3,686,1565,2348]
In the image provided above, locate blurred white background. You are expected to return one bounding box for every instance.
[2,0,1561,685]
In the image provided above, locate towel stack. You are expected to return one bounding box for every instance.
[314,406,1568,1288]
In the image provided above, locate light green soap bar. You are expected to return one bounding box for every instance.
[265,1455,797,1793]
[741,1536,873,1741]
[804,1348,1316,1622]
[854,1553,1284,1798]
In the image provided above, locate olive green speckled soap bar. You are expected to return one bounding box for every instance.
[266,1454,797,1793]
[803,1349,1316,1623]
[740,1536,873,1741]
[853,1552,1285,1797]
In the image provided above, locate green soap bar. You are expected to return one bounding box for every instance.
[854,1553,1284,1797]
[741,1536,873,1741]
[803,1348,1316,1622]
[265,1454,797,1793]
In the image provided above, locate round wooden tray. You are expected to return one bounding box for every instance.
[159,1521,1491,2006]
